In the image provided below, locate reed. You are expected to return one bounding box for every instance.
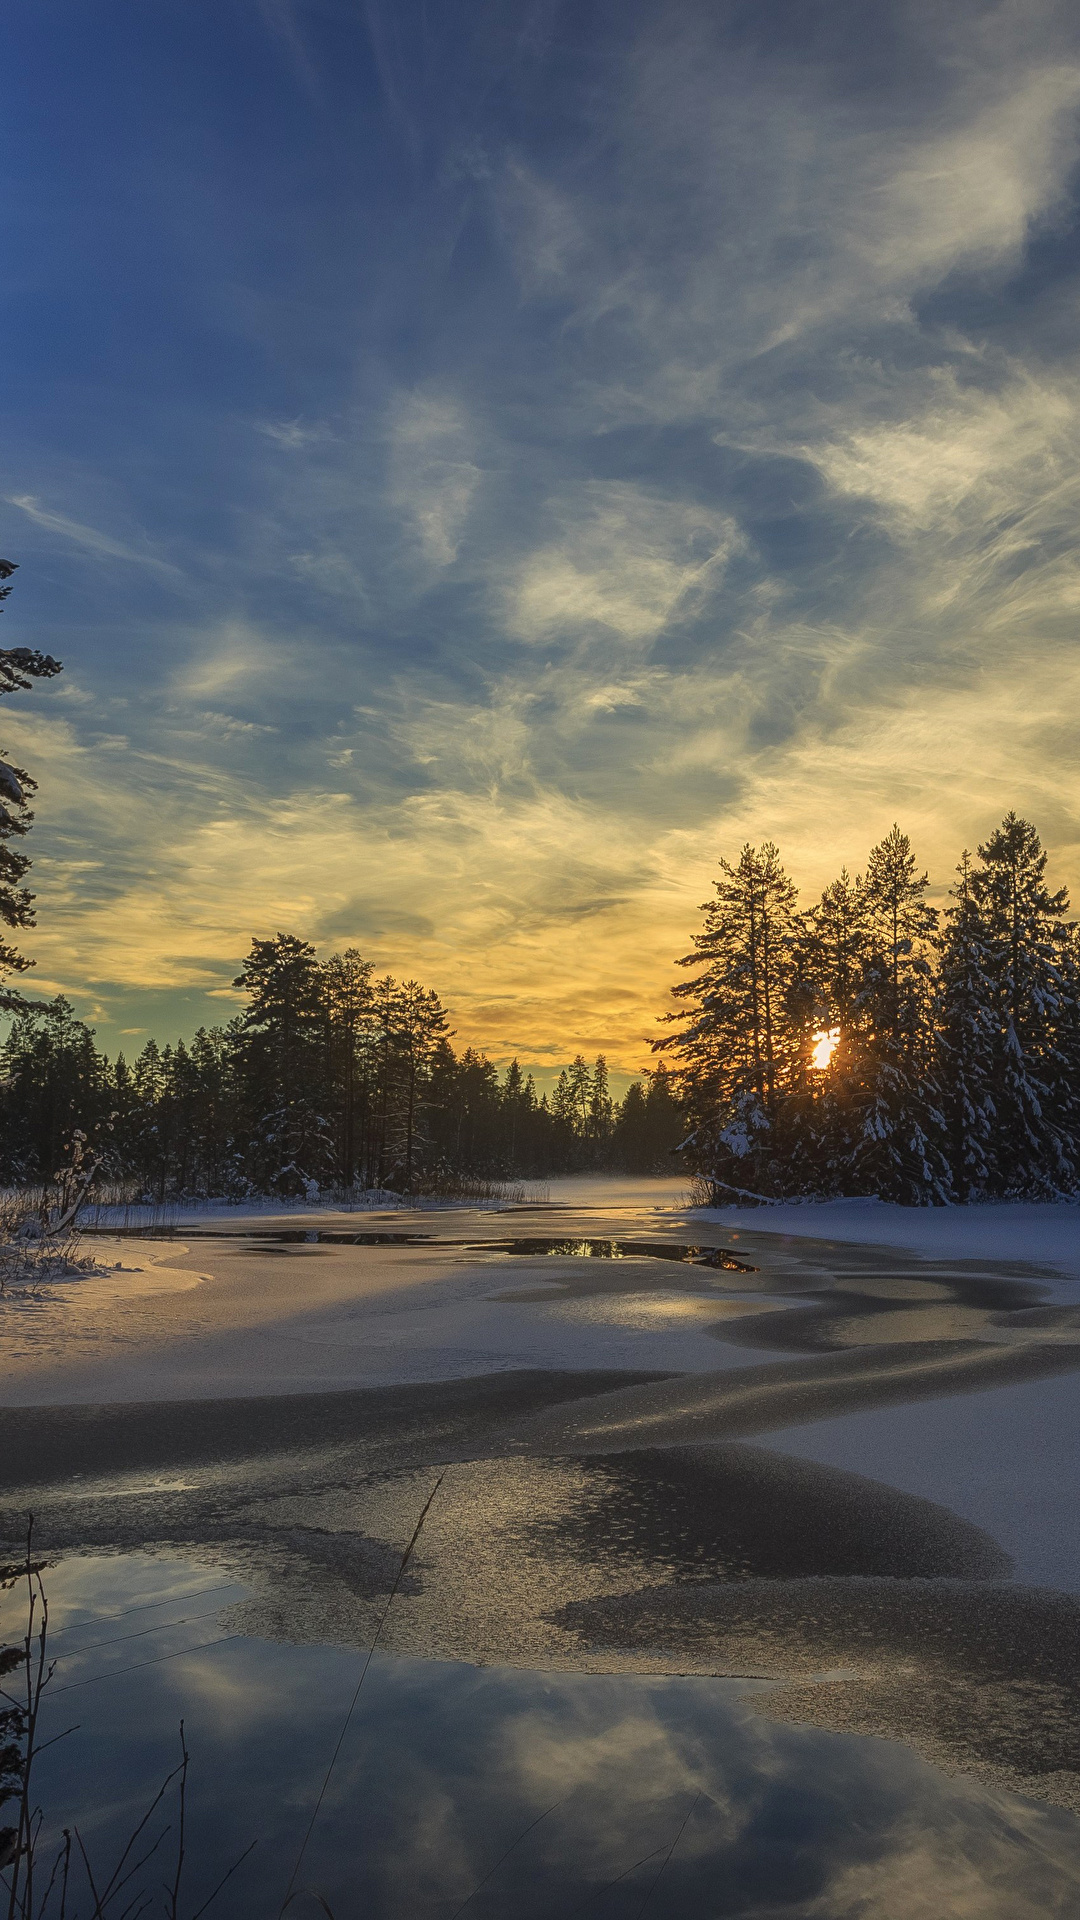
[0,1522,255,1920]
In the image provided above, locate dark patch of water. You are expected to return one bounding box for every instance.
[83,1226,757,1268]
[486,1236,755,1269]
[12,1554,1079,1920]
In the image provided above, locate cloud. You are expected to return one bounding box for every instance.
[8,0,1080,1065]
[175,623,285,702]
[389,393,481,568]
[4,495,182,577]
[509,483,742,643]
[255,417,333,450]
[810,369,1079,534]
[866,63,1080,287]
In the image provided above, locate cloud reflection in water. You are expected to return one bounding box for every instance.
[24,1554,1080,1920]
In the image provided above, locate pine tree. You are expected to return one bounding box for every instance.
[233,933,329,1192]
[0,561,62,1006]
[323,949,376,1188]
[383,981,452,1189]
[660,842,799,1192]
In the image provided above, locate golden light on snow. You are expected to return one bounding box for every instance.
[812,1027,840,1071]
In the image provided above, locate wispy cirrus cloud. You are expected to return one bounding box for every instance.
[507,483,743,644]
[5,0,1080,1062]
[4,494,182,578]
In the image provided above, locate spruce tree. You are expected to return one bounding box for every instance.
[185,1025,242,1194]
[612,1066,685,1173]
[969,814,1074,1194]
[791,869,867,1194]
[550,1068,579,1168]
[938,853,996,1201]
[1052,926,1080,1175]
[587,1056,614,1153]
[846,827,948,1204]
[802,868,867,1031]
[0,997,105,1181]
[862,827,939,1045]
[500,1059,534,1173]
[567,1056,593,1136]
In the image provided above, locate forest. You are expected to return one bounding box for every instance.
[661,816,1080,1205]
[0,940,684,1195]
[0,566,683,1197]
[0,568,1078,1205]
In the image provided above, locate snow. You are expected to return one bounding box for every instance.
[761,1370,1080,1592]
[0,759,23,802]
[7,1178,1079,1620]
[81,1186,549,1231]
[694,1197,1080,1284]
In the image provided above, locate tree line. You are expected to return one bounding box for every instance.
[0,933,684,1196]
[3,563,1079,1206]
[659,815,1080,1204]
[0,563,681,1198]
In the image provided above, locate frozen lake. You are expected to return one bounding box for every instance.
[3,1179,1079,1914]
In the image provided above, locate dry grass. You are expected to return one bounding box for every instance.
[404,1172,550,1205]
[0,1188,102,1296]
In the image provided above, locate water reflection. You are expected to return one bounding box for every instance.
[84,1226,757,1269]
[11,1554,1080,1920]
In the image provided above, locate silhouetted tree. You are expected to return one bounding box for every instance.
[0,562,62,1006]
[938,853,996,1202]
[234,933,329,1192]
[660,841,799,1192]
[969,814,1074,1194]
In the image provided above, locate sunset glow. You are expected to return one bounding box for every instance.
[1,4,1078,1075]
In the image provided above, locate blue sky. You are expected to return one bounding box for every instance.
[3,0,1080,1071]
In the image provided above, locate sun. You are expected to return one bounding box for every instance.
[811,1027,840,1071]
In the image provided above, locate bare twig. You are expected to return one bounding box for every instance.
[446,1798,567,1918]
[165,1722,188,1920]
[278,1468,447,1915]
[186,1838,258,1920]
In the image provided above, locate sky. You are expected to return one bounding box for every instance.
[2,0,1080,1077]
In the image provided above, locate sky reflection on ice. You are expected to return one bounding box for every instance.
[12,1553,1080,1920]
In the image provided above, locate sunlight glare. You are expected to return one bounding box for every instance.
[812,1027,840,1070]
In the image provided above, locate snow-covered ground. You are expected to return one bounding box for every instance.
[80,1184,550,1230]
[694,1196,1080,1283]
[79,1179,1079,1291]
[667,1193,1080,1591]
[4,1176,1080,1604]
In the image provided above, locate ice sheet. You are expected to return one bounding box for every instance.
[760,1368,1080,1591]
